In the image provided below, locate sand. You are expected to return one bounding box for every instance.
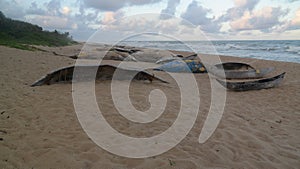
[0,45,299,169]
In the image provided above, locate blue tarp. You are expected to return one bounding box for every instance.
[154,60,206,73]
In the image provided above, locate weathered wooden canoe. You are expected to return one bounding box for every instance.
[111,46,141,54]
[207,67,274,79]
[154,60,206,73]
[155,54,198,64]
[214,62,255,70]
[216,72,286,91]
[155,57,181,64]
[31,65,168,86]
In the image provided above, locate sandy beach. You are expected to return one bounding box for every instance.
[0,44,299,169]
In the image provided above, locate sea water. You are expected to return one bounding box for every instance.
[119,40,300,63]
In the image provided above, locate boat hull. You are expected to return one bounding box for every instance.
[208,67,274,79]
[217,72,286,91]
[31,65,168,86]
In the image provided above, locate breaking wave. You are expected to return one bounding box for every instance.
[120,40,300,63]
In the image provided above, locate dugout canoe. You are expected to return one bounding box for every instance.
[207,67,274,79]
[31,65,168,86]
[216,72,286,91]
[214,62,255,70]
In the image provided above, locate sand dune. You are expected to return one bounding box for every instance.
[0,45,299,169]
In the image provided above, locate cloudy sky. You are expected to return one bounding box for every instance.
[1,0,299,41]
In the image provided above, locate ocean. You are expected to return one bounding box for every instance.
[119,40,300,63]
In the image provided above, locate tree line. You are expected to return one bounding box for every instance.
[0,11,77,50]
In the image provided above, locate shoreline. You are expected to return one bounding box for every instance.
[0,44,299,168]
[30,42,300,64]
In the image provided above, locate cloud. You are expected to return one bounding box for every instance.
[101,14,158,33]
[100,11,124,25]
[289,8,300,28]
[180,1,220,33]
[234,0,259,9]
[23,0,82,36]
[1,0,298,41]
[94,13,210,42]
[61,7,71,15]
[219,0,259,21]
[27,2,46,15]
[67,6,102,40]
[82,0,162,11]
[1,0,86,39]
[229,7,288,32]
[26,0,69,17]
[102,12,115,25]
[0,0,25,19]
[44,0,63,16]
[83,0,125,11]
[160,0,180,20]
[26,15,77,30]
[276,7,300,31]
[72,27,95,41]
[218,0,291,33]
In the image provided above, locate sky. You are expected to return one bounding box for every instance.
[1,0,300,41]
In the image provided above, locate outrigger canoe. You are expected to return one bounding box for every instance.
[216,72,286,91]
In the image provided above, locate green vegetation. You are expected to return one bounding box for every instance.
[0,11,77,50]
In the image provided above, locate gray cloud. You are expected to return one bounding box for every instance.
[23,0,104,40]
[45,0,61,16]
[26,0,66,16]
[160,0,180,20]
[180,1,220,33]
[71,23,95,41]
[0,0,25,19]
[26,2,46,15]
[217,0,292,33]
[24,0,95,36]
[236,0,259,10]
[26,15,76,30]
[278,7,300,31]
[249,8,288,32]
[83,0,125,11]
[1,0,297,41]
[219,0,260,22]
[82,0,162,11]
[229,7,289,33]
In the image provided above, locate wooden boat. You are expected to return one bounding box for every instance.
[216,72,286,91]
[214,62,254,70]
[31,65,168,86]
[155,54,198,64]
[207,67,274,79]
[155,57,181,64]
[154,60,206,73]
[111,46,141,54]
